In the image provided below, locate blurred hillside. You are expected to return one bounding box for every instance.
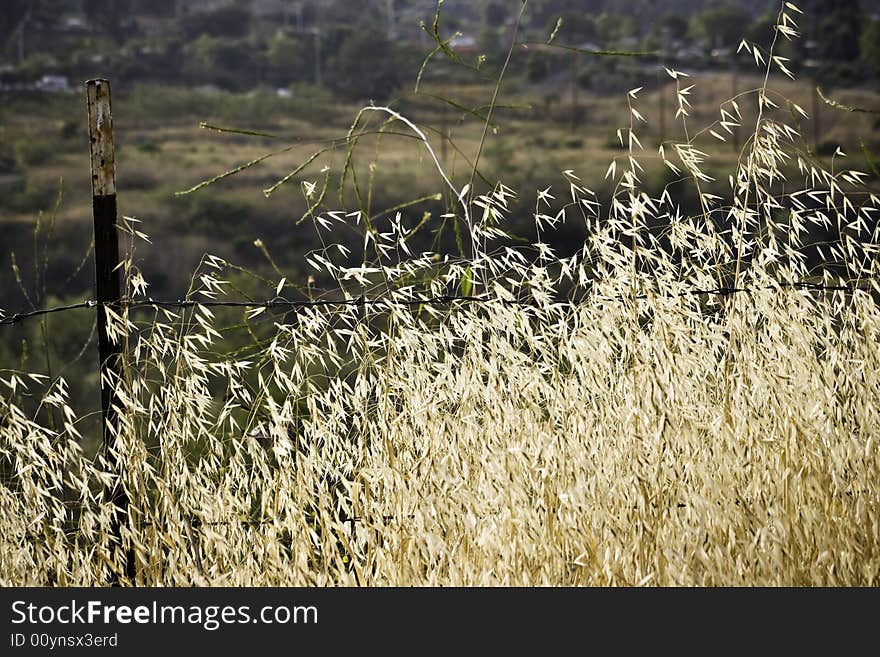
[2,0,880,98]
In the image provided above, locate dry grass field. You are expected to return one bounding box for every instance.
[2,3,880,586]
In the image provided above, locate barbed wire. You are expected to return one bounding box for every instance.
[1,280,877,327]
[0,295,486,327]
[0,301,98,326]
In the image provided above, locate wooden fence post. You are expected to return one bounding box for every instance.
[86,78,134,583]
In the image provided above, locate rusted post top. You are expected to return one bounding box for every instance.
[86,78,116,197]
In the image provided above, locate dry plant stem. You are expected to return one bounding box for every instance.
[722,7,786,419]
[465,1,528,237]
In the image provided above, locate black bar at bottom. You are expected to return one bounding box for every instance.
[0,587,875,653]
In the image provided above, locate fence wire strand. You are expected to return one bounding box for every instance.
[1,280,877,327]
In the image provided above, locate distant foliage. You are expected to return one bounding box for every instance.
[327,32,406,102]
[181,3,253,39]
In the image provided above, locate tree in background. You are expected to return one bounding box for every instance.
[745,8,778,46]
[132,0,177,17]
[326,31,403,101]
[690,4,750,49]
[183,34,262,90]
[807,0,863,63]
[1,0,70,61]
[265,31,309,85]
[658,13,689,43]
[594,12,638,45]
[180,1,253,39]
[82,0,135,42]
[642,12,688,53]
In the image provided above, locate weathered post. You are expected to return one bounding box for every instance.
[86,78,134,583]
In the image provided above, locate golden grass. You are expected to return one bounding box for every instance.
[2,259,879,585]
[1,3,879,586]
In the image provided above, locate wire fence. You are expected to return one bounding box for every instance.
[1,279,877,328]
